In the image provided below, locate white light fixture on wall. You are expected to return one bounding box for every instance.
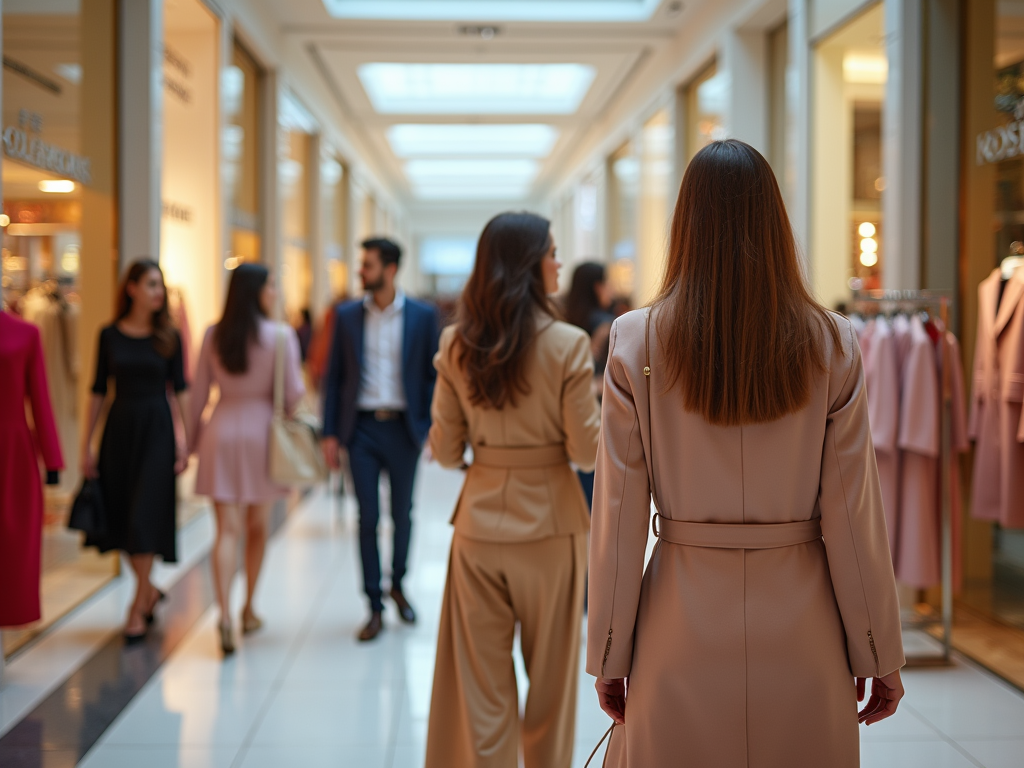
[38,180,76,194]
[358,63,596,114]
[843,53,888,84]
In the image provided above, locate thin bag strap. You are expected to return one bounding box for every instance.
[644,308,663,520]
[273,323,286,417]
[584,724,616,768]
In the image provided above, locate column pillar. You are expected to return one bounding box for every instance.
[882,0,925,290]
[118,0,163,268]
[788,0,813,278]
[723,29,769,155]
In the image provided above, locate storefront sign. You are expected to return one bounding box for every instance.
[2,112,92,184]
[976,121,1024,165]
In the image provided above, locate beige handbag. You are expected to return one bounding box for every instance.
[269,323,328,486]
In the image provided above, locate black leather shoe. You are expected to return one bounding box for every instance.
[358,611,384,642]
[390,588,417,624]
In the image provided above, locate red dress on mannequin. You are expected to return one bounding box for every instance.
[0,311,64,627]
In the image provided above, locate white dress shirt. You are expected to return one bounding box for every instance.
[357,290,407,410]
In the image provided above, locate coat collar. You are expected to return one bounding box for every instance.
[994,269,1024,337]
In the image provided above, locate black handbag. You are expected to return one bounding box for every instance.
[68,478,107,538]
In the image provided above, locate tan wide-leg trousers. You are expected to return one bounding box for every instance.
[424,531,587,768]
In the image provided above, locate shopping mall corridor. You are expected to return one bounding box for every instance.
[0,461,1018,768]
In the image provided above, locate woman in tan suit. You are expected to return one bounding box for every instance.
[425,211,601,768]
[587,140,905,767]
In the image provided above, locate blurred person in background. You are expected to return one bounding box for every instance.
[81,259,188,643]
[295,308,313,363]
[320,238,440,641]
[562,261,615,508]
[187,264,305,655]
[425,212,600,768]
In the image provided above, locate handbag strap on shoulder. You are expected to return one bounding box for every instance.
[274,322,286,417]
[644,308,662,519]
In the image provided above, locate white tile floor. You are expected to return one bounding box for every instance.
[61,461,1024,767]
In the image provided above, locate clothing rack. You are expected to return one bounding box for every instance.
[850,289,954,666]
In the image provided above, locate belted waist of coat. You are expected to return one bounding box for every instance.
[653,516,822,550]
[472,444,568,468]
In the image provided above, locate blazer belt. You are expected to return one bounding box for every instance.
[472,444,568,468]
[653,515,822,550]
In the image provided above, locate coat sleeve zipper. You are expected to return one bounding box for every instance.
[867,629,879,671]
[601,628,613,677]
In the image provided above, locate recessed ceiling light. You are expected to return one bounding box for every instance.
[38,180,76,193]
[405,158,539,199]
[323,0,661,22]
[387,124,559,157]
[358,63,596,115]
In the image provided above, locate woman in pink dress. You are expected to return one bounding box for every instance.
[188,264,305,654]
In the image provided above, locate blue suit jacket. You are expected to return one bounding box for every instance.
[322,296,441,448]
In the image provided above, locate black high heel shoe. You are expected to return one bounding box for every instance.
[145,589,167,625]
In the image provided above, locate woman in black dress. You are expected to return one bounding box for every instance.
[81,259,189,641]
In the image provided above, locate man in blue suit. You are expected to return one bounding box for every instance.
[321,238,441,641]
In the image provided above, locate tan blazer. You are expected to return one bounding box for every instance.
[430,317,601,542]
[587,309,904,768]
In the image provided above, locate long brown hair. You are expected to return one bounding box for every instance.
[215,263,268,374]
[454,211,554,409]
[656,139,840,426]
[115,259,178,359]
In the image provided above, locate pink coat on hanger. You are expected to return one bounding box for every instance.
[896,316,940,588]
[865,317,901,560]
[968,269,1024,529]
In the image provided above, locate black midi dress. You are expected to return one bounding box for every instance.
[89,325,186,561]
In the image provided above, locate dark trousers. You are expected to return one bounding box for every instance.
[349,412,421,612]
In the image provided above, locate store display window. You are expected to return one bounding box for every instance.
[321,151,349,303]
[810,2,886,308]
[1,0,119,655]
[225,40,264,266]
[683,61,726,166]
[606,140,637,300]
[958,0,1024,669]
[637,108,673,304]
[280,93,317,325]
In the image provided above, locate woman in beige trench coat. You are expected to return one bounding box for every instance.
[425,211,601,768]
[587,140,905,768]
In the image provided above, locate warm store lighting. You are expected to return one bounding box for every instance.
[860,237,878,254]
[0,214,9,227]
[38,179,76,194]
[860,251,879,267]
[858,222,876,238]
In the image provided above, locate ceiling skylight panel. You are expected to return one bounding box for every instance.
[358,63,596,114]
[404,158,539,183]
[387,124,559,157]
[323,0,662,22]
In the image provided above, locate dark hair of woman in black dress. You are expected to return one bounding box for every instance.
[454,211,554,410]
[214,263,270,375]
[115,259,177,358]
[563,261,607,333]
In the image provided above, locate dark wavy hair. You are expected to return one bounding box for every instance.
[563,261,606,332]
[454,211,554,410]
[115,259,177,359]
[215,263,269,374]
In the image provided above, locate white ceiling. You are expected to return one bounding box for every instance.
[259,0,693,204]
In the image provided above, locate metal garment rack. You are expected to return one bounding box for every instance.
[850,290,954,666]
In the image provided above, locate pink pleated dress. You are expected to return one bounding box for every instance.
[188,319,305,504]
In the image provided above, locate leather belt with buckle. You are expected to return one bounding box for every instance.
[362,409,402,421]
